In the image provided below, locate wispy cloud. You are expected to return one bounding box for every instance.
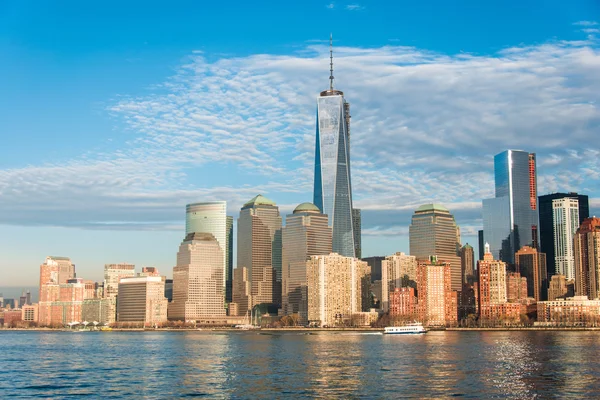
[0,36,599,241]
[346,4,364,11]
[574,21,598,26]
[325,3,334,9]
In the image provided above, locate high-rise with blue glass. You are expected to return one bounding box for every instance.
[313,36,355,258]
[483,150,540,265]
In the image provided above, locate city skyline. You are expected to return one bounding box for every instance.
[2,2,600,286]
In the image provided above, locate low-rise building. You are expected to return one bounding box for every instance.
[537,296,600,325]
[117,275,168,326]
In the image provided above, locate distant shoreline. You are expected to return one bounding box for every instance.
[3,326,600,332]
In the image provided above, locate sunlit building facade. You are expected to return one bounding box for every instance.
[416,257,458,327]
[103,263,135,324]
[307,253,370,327]
[574,217,600,299]
[237,195,282,308]
[282,203,332,324]
[539,192,589,278]
[185,201,232,305]
[117,275,168,326]
[380,252,417,311]
[409,204,462,292]
[169,233,227,321]
[553,197,580,280]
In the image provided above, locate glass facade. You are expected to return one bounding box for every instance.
[483,150,540,265]
[185,201,228,304]
[313,91,355,258]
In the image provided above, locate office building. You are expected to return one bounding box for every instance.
[185,201,231,305]
[117,274,168,326]
[39,256,75,286]
[169,233,227,321]
[380,252,417,311]
[313,38,356,258]
[237,194,282,308]
[478,245,508,306]
[483,150,539,264]
[82,299,110,325]
[103,263,135,324]
[515,246,547,301]
[574,217,600,299]
[460,244,475,284]
[281,203,332,324]
[389,287,417,320]
[552,197,580,280]
[362,256,385,282]
[478,230,485,261]
[230,267,251,317]
[352,208,361,259]
[506,272,528,302]
[416,256,458,327]
[226,216,234,303]
[307,253,370,327]
[539,192,589,278]
[39,278,85,326]
[548,275,570,301]
[409,204,462,291]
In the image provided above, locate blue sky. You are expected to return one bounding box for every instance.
[1,0,599,287]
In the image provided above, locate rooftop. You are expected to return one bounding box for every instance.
[243,194,276,208]
[415,203,449,213]
[293,202,321,214]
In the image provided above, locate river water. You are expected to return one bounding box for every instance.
[1,330,599,398]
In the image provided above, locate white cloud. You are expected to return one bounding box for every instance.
[346,4,364,11]
[574,21,598,26]
[1,36,599,246]
[325,3,334,9]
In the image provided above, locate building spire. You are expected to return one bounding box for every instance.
[329,33,334,90]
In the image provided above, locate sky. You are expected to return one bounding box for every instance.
[1,0,599,287]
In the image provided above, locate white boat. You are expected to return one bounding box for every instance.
[384,323,427,335]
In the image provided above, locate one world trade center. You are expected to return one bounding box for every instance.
[313,35,356,258]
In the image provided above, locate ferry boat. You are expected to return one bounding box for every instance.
[384,323,427,335]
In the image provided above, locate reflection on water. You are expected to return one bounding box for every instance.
[2,330,600,398]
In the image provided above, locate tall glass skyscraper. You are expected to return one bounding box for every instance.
[313,37,355,257]
[483,150,540,264]
[185,201,230,304]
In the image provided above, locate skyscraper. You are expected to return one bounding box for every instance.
[185,201,230,304]
[409,204,462,292]
[237,194,282,308]
[313,36,355,258]
[460,244,475,284]
[483,150,539,264]
[282,203,332,324]
[539,192,589,278]
[352,208,362,259]
[515,246,547,301]
[226,216,234,303]
[169,233,227,320]
[552,198,580,280]
[574,217,600,299]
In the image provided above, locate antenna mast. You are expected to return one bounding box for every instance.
[329,33,334,90]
